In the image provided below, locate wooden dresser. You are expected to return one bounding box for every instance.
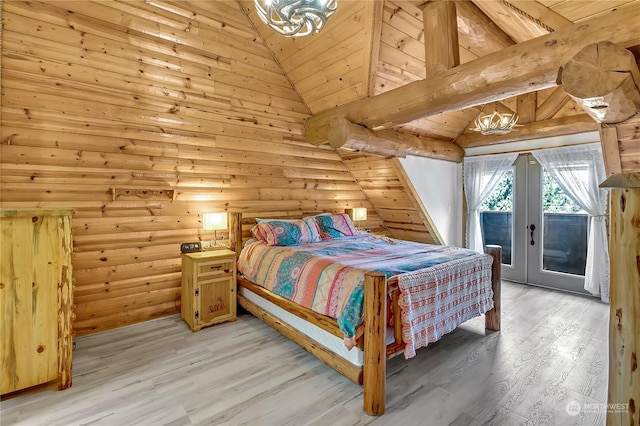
[1,209,74,395]
[181,249,237,331]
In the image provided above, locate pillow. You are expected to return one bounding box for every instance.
[250,217,322,246]
[313,213,359,239]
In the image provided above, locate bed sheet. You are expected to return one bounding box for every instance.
[237,234,493,358]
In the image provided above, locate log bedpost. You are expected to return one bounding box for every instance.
[58,213,74,390]
[363,272,387,416]
[229,213,243,255]
[484,245,502,331]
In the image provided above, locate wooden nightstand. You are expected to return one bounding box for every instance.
[181,249,237,332]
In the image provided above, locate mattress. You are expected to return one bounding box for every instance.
[240,286,395,367]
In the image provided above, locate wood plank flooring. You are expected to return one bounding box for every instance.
[0,281,609,425]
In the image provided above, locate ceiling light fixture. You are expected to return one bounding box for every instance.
[470,111,521,135]
[254,0,337,37]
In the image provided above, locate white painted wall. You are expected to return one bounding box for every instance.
[399,156,463,247]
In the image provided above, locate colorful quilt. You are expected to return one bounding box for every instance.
[237,234,494,358]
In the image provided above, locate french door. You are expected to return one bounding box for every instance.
[481,154,589,294]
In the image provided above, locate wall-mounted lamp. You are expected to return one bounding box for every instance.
[202,212,228,248]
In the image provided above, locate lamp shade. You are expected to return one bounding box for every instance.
[350,207,367,222]
[202,212,228,231]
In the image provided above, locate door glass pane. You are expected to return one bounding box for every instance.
[541,170,588,276]
[480,170,513,265]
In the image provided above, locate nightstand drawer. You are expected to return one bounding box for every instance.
[196,260,235,278]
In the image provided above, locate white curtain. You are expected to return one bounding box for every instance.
[532,143,610,302]
[463,153,518,253]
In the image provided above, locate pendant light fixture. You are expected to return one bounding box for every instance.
[254,0,338,37]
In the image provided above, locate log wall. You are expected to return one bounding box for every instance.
[339,151,441,244]
[0,1,384,335]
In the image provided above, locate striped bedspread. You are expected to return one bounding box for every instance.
[237,234,494,358]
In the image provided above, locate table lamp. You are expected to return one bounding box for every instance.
[350,207,367,230]
[202,212,228,248]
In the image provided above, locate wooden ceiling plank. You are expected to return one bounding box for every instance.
[366,0,385,97]
[423,0,459,76]
[294,58,362,92]
[377,43,426,80]
[517,92,537,124]
[384,1,424,39]
[287,36,364,81]
[298,68,364,104]
[304,6,640,144]
[508,0,573,31]
[381,22,425,62]
[280,16,366,74]
[455,114,598,148]
[471,0,548,43]
[616,122,640,142]
[536,86,570,120]
[455,1,515,56]
[550,0,634,22]
[391,0,424,19]
[307,82,365,113]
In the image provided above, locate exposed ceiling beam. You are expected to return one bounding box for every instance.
[328,118,464,162]
[455,114,598,148]
[423,0,459,76]
[599,126,623,177]
[304,5,640,145]
[560,41,640,124]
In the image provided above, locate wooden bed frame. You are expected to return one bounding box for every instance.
[228,212,501,416]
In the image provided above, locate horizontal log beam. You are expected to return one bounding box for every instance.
[455,114,598,148]
[305,5,640,144]
[328,118,464,162]
[561,41,640,124]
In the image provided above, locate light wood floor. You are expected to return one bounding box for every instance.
[1,281,609,426]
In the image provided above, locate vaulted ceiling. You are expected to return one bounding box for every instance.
[237,0,640,151]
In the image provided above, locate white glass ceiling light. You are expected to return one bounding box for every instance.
[254,0,338,37]
[470,111,520,135]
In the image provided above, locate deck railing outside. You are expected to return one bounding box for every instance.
[480,211,588,276]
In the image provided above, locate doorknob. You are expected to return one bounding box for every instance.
[529,224,536,245]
